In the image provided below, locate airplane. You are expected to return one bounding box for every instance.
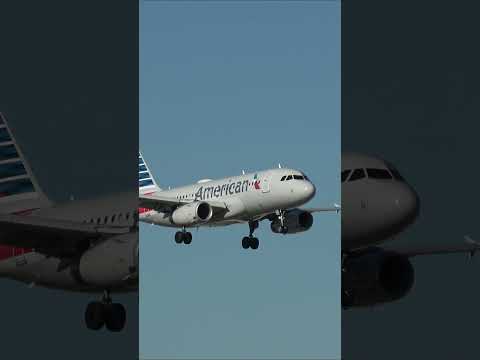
[341,152,479,308]
[0,113,138,332]
[138,152,339,249]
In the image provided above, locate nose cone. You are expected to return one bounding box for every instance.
[394,184,420,226]
[303,182,316,201]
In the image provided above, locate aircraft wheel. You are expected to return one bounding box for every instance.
[242,237,250,249]
[85,301,105,330]
[281,226,289,234]
[175,231,184,244]
[104,303,126,332]
[183,232,192,245]
[251,237,259,250]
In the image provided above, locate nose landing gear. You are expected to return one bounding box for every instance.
[242,220,260,250]
[85,290,126,332]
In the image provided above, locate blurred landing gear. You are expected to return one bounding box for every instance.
[85,290,126,332]
[175,229,192,245]
[242,221,259,250]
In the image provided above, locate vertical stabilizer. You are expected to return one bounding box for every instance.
[138,152,161,195]
[0,113,53,214]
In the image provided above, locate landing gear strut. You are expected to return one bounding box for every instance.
[242,220,259,250]
[277,209,288,234]
[175,228,192,245]
[85,290,126,332]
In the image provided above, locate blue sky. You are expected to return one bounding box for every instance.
[140,1,340,359]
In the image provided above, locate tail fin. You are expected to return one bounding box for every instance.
[0,113,52,214]
[138,151,161,195]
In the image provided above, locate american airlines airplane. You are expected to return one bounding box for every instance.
[138,152,339,249]
[0,113,138,332]
[341,152,479,308]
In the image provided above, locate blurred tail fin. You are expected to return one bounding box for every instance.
[0,113,53,214]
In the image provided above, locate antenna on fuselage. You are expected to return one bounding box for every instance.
[278,163,282,169]
[242,170,245,175]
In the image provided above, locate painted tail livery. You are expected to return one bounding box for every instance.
[138,152,160,195]
[0,113,52,214]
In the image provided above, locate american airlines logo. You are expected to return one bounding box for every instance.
[194,176,260,201]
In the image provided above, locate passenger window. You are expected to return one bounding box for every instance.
[286,175,293,180]
[104,216,108,224]
[348,168,365,181]
[280,176,286,181]
[111,215,116,223]
[341,170,351,182]
[366,168,392,179]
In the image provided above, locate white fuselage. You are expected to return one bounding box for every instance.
[0,192,138,293]
[140,168,316,227]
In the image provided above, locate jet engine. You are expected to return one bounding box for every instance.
[270,209,314,234]
[342,248,414,308]
[171,201,212,226]
[76,233,138,287]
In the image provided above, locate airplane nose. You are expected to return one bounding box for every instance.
[304,182,316,200]
[395,184,420,224]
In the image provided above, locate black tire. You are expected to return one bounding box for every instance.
[242,237,250,249]
[281,226,289,234]
[184,232,192,245]
[104,303,126,332]
[85,301,104,330]
[175,231,183,244]
[251,237,259,250]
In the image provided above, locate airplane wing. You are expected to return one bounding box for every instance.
[394,236,480,258]
[301,203,341,213]
[139,193,228,215]
[139,193,185,212]
[0,213,132,257]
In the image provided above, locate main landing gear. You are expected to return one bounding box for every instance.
[242,220,259,250]
[85,290,126,332]
[175,228,192,245]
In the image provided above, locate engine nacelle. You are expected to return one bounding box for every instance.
[77,233,138,287]
[271,209,313,234]
[342,249,414,308]
[171,201,212,226]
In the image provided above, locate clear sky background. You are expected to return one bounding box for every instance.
[140,2,340,359]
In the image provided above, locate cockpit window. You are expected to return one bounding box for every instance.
[293,175,304,180]
[280,175,286,181]
[348,168,365,181]
[388,167,404,181]
[286,175,293,180]
[366,168,392,180]
[341,170,351,182]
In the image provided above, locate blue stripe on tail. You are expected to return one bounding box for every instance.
[138,153,157,190]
